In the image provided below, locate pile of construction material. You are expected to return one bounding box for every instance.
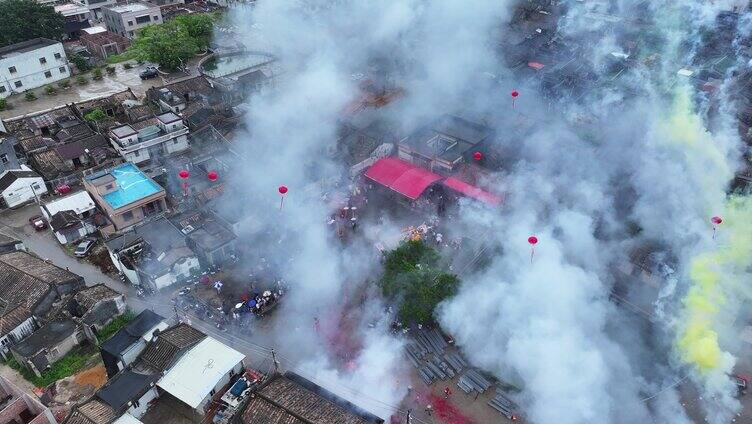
[404,328,468,385]
[456,368,491,394]
[487,388,518,420]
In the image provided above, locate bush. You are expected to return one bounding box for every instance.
[0,98,6,111]
[123,62,133,70]
[92,68,103,80]
[24,91,36,101]
[70,54,91,72]
[84,107,106,122]
[106,66,116,74]
[44,85,56,95]
[76,75,88,85]
[58,79,70,89]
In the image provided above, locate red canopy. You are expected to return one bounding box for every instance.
[442,177,502,206]
[364,157,442,200]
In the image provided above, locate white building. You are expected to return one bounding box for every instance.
[157,336,245,413]
[0,306,36,361]
[40,191,98,244]
[0,39,70,99]
[102,2,162,39]
[108,112,190,164]
[0,166,47,208]
[80,0,118,19]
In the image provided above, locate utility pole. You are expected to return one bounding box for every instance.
[271,349,280,373]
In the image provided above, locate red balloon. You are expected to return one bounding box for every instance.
[278,185,288,194]
[473,151,482,161]
[179,170,190,179]
[711,216,722,225]
[207,171,218,181]
[528,236,538,245]
[511,90,519,98]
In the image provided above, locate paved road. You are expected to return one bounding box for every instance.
[0,203,174,318]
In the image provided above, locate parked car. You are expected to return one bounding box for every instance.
[29,215,47,231]
[74,238,96,257]
[139,66,159,79]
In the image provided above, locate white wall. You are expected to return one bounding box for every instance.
[196,361,243,412]
[165,135,189,155]
[2,176,47,208]
[0,317,35,359]
[128,386,159,418]
[0,42,69,98]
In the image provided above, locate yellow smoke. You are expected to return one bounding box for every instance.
[677,195,752,372]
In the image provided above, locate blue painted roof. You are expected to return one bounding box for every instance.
[101,163,162,209]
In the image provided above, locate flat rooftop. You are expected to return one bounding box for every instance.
[107,2,153,13]
[93,163,163,210]
[0,38,59,60]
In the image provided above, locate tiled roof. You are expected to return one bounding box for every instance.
[74,284,120,311]
[0,304,31,337]
[241,373,383,424]
[134,323,205,372]
[0,251,81,286]
[64,399,116,424]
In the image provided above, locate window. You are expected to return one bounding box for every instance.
[128,20,133,26]
[44,71,52,78]
[0,86,5,94]
[50,347,59,356]
[172,124,177,129]
[59,67,66,74]
[14,81,22,88]
[39,57,47,65]
[105,184,113,190]
[153,15,160,21]
[173,139,179,144]
[128,31,134,37]
[8,66,16,74]
[135,15,150,24]
[32,183,41,190]
[0,154,8,164]
[132,399,140,408]
[54,53,61,59]
[133,150,140,157]
[123,211,134,221]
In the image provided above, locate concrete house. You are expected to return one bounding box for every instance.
[108,112,189,165]
[397,115,493,175]
[170,210,237,267]
[102,2,162,39]
[55,2,93,39]
[11,318,86,377]
[105,217,200,290]
[0,39,70,99]
[83,163,167,232]
[0,166,47,208]
[0,375,57,424]
[99,310,166,377]
[40,191,98,244]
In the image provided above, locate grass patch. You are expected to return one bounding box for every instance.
[97,311,136,344]
[105,50,138,64]
[7,346,95,387]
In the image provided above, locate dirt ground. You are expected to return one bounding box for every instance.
[50,363,107,407]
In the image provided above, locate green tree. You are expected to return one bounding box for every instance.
[0,98,7,111]
[70,54,91,72]
[0,0,65,47]
[131,14,215,71]
[84,107,106,122]
[378,240,459,324]
[24,92,37,101]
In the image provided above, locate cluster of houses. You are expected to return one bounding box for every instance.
[59,309,385,424]
[0,73,246,293]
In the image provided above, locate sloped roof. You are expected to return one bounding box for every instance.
[74,284,121,311]
[364,157,441,200]
[241,372,383,424]
[0,305,31,337]
[0,251,82,287]
[101,309,165,356]
[97,370,158,412]
[12,318,78,357]
[157,337,244,408]
[134,322,205,373]
[0,170,39,192]
[63,399,116,424]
